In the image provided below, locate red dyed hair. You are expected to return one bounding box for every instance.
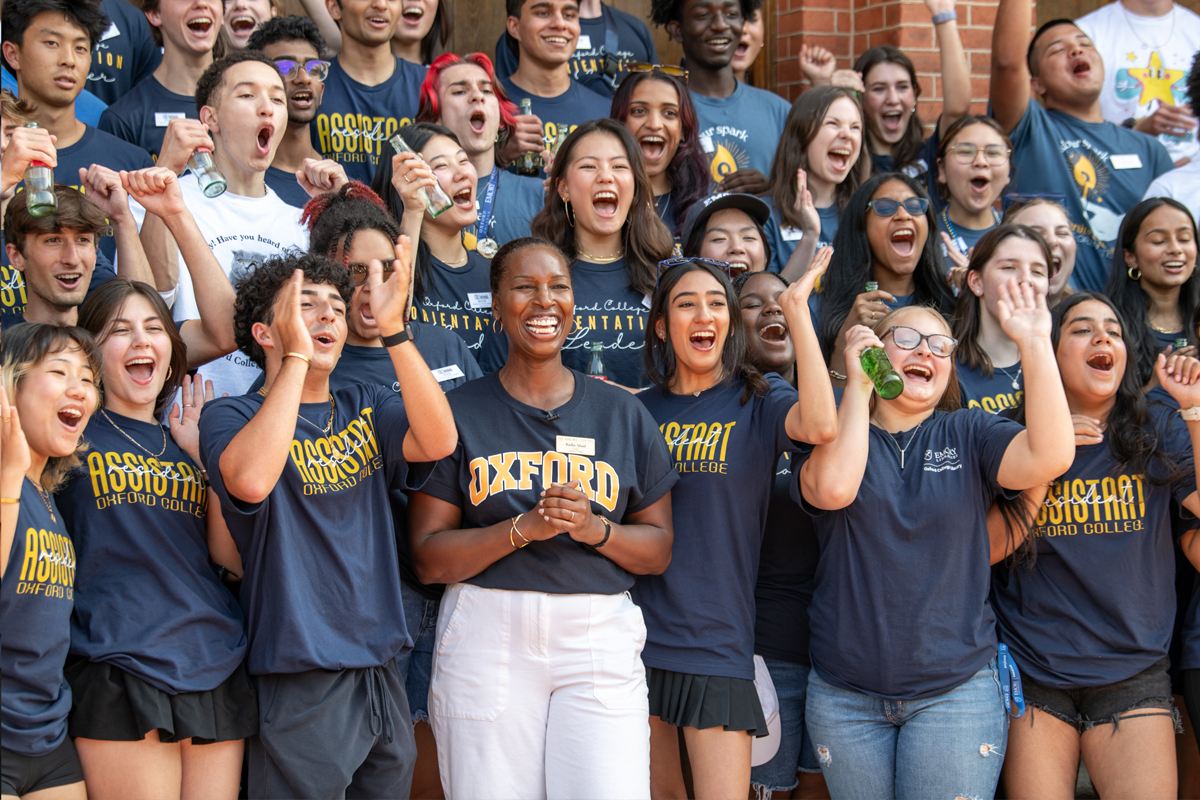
[417,52,519,136]
[300,181,387,233]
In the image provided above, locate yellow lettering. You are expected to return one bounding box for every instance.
[87,452,108,497]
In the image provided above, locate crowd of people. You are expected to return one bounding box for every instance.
[5,0,1200,798]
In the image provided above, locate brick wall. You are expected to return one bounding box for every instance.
[774,0,1034,133]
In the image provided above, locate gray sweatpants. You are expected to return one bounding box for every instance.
[248,658,416,799]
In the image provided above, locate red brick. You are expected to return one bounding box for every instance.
[803,9,837,32]
[777,10,803,35]
[856,6,885,32]
[779,58,803,84]
[906,50,943,73]
[970,75,993,100]
[967,3,998,27]
[898,2,935,25]
[803,34,850,53]
[957,27,993,49]
[896,25,932,48]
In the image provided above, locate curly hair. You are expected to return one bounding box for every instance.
[303,181,401,265]
[1,323,101,492]
[247,14,328,56]
[195,50,283,113]
[232,252,353,370]
[649,0,762,27]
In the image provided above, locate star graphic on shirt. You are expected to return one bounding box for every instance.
[1127,51,1184,107]
[1126,51,1138,62]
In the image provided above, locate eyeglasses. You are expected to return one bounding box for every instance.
[655,256,736,293]
[274,59,331,82]
[945,143,1011,165]
[348,259,396,286]
[866,197,930,217]
[885,325,958,358]
[627,63,689,81]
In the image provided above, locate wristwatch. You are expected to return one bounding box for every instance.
[1122,117,1138,129]
[380,328,414,347]
[594,516,613,548]
[1181,406,1200,421]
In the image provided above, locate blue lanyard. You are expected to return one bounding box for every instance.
[477,167,500,240]
[998,643,1025,718]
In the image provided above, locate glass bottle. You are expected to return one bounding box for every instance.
[586,341,608,381]
[865,281,878,292]
[389,133,453,218]
[549,123,570,158]
[860,346,904,400]
[515,98,540,176]
[187,148,227,198]
[1176,338,1190,350]
[22,123,56,217]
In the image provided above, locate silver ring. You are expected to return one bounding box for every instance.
[570,510,575,520]
[404,174,411,183]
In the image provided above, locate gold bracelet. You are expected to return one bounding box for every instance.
[509,513,531,548]
[283,352,312,365]
[0,497,19,504]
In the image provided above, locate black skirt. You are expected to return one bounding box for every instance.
[647,665,769,736]
[65,658,258,744]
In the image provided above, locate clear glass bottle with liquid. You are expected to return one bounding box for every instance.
[515,99,540,176]
[22,123,56,217]
[544,123,569,169]
[389,132,453,218]
[586,342,608,381]
[860,346,904,400]
[188,148,227,198]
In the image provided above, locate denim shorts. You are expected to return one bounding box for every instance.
[395,580,439,724]
[1022,656,1181,734]
[750,657,821,794]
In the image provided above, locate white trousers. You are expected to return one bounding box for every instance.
[429,583,651,800]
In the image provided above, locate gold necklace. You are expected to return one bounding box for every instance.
[441,250,469,268]
[101,409,167,458]
[30,478,56,522]
[257,387,336,436]
[576,248,624,263]
[1150,320,1183,334]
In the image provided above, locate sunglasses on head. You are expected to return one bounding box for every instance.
[655,256,738,293]
[348,259,396,286]
[627,63,689,81]
[274,59,331,82]
[884,325,958,358]
[866,197,930,217]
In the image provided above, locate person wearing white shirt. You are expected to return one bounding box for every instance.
[1144,50,1200,219]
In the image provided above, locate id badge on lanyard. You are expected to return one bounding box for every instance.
[998,643,1026,718]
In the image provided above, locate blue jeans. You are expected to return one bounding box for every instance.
[805,660,1008,800]
[394,581,439,723]
[751,657,821,793]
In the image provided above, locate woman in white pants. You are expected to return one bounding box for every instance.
[409,238,678,800]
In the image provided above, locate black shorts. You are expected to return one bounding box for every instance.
[647,665,769,736]
[1,738,83,796]
[66,658,258,744]
[1022,657,1181,734]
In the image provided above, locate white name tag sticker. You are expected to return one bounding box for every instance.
[780,225,803,241]
[642,293,652,309]
[467,292,492,310]
[155,112,186,127]
[431,364,466,382]
[100,22,120,41]
[699,135,715,153]
[576,35,592,50]
[1110,153,1143,169]
[556,436,596,456]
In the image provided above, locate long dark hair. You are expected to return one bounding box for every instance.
[817,173,954,362]
[769,86,870,228]
[370,122,464,301]
[611,70,709,238]
[415,0,453,65]
[854,45,924,172]
[951,224,1054,378]
[935,114,1013,202]
[643,259,770,403]
[76,280,187,419]
[1104,197,1200,386]
[531,118,674,297]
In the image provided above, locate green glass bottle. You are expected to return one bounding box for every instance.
[515,99,540,176]
[23,123,56,217]
[865,280,878,292]
[1176,338,1189,350]
[860,346,904,400]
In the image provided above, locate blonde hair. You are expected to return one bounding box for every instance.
[1,324,101,491]
[870,305,962,413]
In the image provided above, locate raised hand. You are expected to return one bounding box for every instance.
[793,168,820,239]
[843,325,887,390]
[539,480,604,544]
[1156,352,1200,411]
[79,164,133,224]
[1133,103,1198,138]
[784,245,833,306]
[996,275,1051,344]
[121,167,187,220]
[799,44,836,85]
[369,237,415,338]
[157,118,216,176]
[1071,414,1104,445]
[844,289,896,333]
[271,270,315,362]
[718,167,770,196]
[297,158,349,197]
[1,125,55,198]
[169,372,215,464]
[922,0,956,17]
[830,69,866,93]
[390,151,440,214]
[499,113,546,166]
[0,384,30,486]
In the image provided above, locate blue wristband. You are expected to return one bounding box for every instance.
[931,10,957,24]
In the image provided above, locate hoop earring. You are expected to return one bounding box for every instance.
[1128,264,1142,281]
[166,366,173,380]
[565,200,575,227]
[492,318,503,334]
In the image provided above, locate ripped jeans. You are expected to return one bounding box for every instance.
[805,660,1008,800]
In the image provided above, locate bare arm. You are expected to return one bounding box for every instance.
[929,0,972,136]
[779,170,821,283]
[987,487,1045,564]
[0,387,28,576]
[79,165,154,287]
[781,247,838,445]
[991,0,1033,133]
[307,0,344,53]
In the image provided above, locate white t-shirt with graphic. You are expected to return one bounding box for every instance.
[173,178,309,397]
[1077,1,1200,163]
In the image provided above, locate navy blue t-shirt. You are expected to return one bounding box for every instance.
[479,258,652,387]
[937,211,996,263]
[993,403,1196,688]
[59,412,246,694]
[498,75,611,178]
[636,375,800,680]
[0,231,118,330]
[795,409,1023,700]
[692,82,790,184]
[763,199,840,273]
[419,370,677,594]
[957,358,1024,414]
[412,251,496,357]
[310,57,425,186]
[1,480,75,757]
[493,5,657,97]
[89,0,162,106]
[1006,99,1173,291]
[754,451,819,665]
[263,165,313,209]
[871,131,942,211]
[99,76,196,164]
[473,169,544,247]
[198,384,432,675]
